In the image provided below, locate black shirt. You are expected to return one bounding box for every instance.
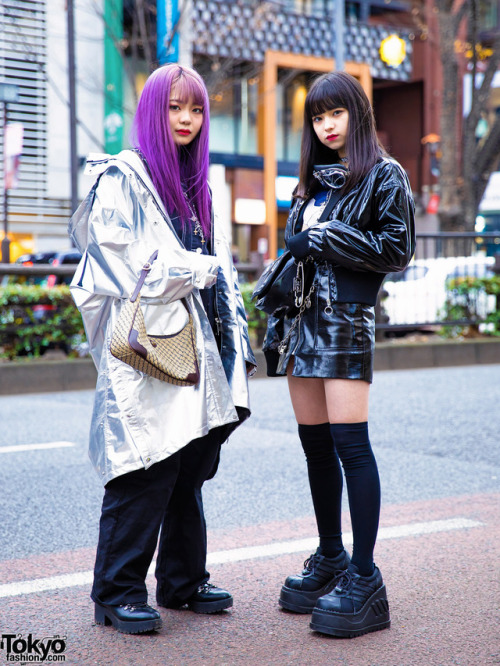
[170,211,217,338]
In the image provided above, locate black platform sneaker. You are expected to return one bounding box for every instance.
[310,564,390,638]
[279,549,350,614]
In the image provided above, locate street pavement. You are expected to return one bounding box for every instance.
[0,364,499,665]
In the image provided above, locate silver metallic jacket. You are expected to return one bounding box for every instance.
[264,158,415,375]
[68,150,256,485]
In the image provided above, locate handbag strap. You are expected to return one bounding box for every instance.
[129,250,191,317]
[130,250,159,302]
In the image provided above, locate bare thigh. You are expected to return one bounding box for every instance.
[287,360,370,425]
[324,378,370,423]
[287,372,329,425]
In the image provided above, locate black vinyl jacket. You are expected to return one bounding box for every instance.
[263,157,415,374]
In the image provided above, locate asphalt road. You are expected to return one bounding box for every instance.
[0,364,499,665]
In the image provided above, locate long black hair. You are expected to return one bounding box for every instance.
[296,71,387,198]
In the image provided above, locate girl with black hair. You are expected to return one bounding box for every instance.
[263,71,415,638]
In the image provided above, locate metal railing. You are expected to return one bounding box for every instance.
[378,232,500,334]
[1,232,499,336]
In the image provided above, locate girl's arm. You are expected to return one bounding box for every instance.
[287,171,415,274]
[81,169,220,303]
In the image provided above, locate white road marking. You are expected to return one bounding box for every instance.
[0,517,483,599]
[206,517,483,564]
[0,441,75,454]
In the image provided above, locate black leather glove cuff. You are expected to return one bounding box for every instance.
[287,230,310,260]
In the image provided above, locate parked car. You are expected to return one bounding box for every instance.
[0,249,84,357]
[1,249,82,319]
[2,249,82,287]
[383,255,496,328]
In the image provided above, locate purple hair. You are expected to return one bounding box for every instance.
[131,64,211,236]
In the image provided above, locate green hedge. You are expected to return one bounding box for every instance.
[239,281,268,333]
[239,281,268,348]
[441,275,500,337]
[0,284,86,359]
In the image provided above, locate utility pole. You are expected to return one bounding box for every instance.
[335,0,345,71]
[67,0,78,214]
[2,101,8,263]
[0,82,19,263]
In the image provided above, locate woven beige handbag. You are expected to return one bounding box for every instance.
[110,251,200,386]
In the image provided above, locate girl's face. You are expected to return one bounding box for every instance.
[312,107,349,158]
[168,85,204,146]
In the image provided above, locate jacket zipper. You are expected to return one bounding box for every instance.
[211,209,223,340]
[324,263,334,316]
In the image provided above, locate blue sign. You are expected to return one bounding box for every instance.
[157,0,180,64]
[276,175,299,208]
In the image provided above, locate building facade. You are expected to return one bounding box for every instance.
[1,0,498,260]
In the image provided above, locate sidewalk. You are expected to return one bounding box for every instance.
[2,493,498,665]
[1,337,499,395]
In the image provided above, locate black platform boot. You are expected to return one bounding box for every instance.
[94,601,162,634]
[310,564,390,637]
[279,549,350,614]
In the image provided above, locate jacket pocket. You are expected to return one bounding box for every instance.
[314,301,367,351]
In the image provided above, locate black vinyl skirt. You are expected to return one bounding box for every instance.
[266,302,375,383]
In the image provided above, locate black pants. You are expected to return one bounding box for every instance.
[91,429,222,608]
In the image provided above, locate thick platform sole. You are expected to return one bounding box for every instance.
[187,596,233,614]
[94,603,162,634]
[279,579,338,614]
[310,584,390,638]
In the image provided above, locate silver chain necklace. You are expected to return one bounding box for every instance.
[183,190,205,244]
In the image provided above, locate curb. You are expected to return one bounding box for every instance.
[1,339,499,396]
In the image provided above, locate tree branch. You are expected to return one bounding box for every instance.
[475,115,500,177]
[476,31,500,105]
[452,0,471,33]
[465,32,500,174]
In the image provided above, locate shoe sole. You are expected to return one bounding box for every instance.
[187,597,233,614]
[309,584,390,638]
[94,604,162,634]
[279,580,338,614]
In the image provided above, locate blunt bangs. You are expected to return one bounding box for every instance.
[306,78,348,119]
[170,69,207,108]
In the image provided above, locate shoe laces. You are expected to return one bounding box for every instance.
[121,602,148,611]
[302,553,321,575]
[334,570,354,593]
[197,582,216,593]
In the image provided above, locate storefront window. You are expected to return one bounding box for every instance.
[277,71,308,162]
[195,58,259,155]
[196,58,312,164]
[480,1,498,30]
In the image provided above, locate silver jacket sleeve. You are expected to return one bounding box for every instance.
[83,168,220,304]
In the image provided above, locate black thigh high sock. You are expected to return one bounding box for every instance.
[329,422,380,577]
[297,423,344,558]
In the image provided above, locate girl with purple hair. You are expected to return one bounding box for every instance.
[69,64,256,634]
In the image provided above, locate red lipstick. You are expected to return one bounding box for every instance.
[326,134,338,141]
[176,129,191,136]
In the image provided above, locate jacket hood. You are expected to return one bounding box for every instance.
[68,150,154,253]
